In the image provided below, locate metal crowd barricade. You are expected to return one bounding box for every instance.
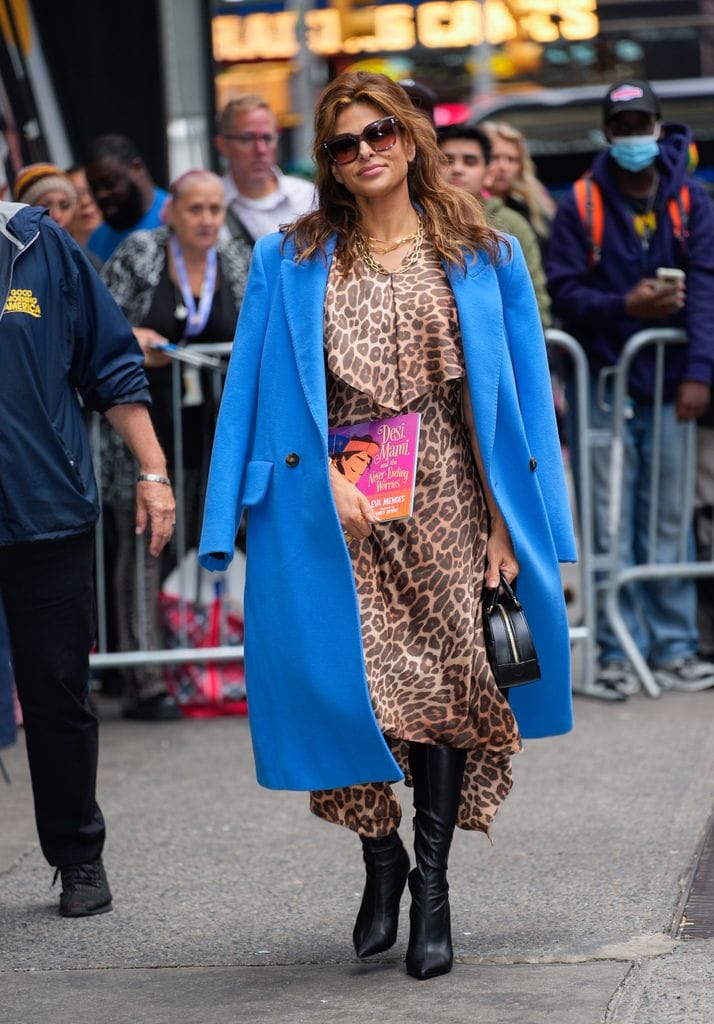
[603,328,714,697]
[87,329,713,699]
[545,328,597,695]
[89,342,245,675]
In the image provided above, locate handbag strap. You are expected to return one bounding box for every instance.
[484,572,521,614]
[497,572,521,609]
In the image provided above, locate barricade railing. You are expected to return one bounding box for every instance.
[86,331,712,703]
[545,328,597,694]
[89,342,245,675]
[602,328,714,697]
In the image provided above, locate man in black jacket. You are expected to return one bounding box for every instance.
[0,201,175,916]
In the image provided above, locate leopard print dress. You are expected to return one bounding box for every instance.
[309,242,522,839]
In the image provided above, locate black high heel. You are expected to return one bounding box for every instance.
[353,831,410,958]
[405,742,467,980]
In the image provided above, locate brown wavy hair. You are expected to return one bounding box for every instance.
[284,72,504,272]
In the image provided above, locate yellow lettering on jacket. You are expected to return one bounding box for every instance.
[3,288,42,318]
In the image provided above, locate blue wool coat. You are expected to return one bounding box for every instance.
[199,232,577,791]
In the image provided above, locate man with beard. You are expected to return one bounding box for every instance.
[85,135,168,264]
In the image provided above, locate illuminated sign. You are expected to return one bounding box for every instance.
[213,1,598,61]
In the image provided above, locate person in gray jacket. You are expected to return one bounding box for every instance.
[0,201,175,916]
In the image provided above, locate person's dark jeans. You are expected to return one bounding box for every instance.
[0,598,15,751]
[0,531,105,866]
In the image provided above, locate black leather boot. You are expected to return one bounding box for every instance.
[353,831,410,958]
[406,742,467,980]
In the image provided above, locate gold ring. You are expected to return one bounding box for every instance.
[343,530,354,543]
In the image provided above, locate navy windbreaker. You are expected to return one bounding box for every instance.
[0,203,150,545]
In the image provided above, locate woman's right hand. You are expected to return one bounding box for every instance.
[133,327,172,368]
[329,462,377,541]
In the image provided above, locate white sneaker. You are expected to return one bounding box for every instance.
[590,661,636,701]
[652,656,714,692]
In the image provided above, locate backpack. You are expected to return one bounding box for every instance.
[573,174,690,269]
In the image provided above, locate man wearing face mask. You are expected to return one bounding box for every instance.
[547,80,714,699]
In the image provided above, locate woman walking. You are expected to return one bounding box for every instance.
[200,73,575,980]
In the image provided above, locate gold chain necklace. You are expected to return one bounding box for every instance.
[367,230,418,255]
[356,216,424,275]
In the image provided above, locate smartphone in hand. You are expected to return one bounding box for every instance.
[656,267,686,289]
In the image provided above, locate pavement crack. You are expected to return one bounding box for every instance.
[602,960,639,1023]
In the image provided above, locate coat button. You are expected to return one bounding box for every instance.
[285,452,300,467]
[529,457,537,471]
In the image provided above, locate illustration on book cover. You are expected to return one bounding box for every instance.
[328,412,421,522]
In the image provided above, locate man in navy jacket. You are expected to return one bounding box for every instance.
[0,201,175,915]
[547,80,714,699]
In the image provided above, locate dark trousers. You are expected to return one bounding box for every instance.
[0,531,105,866]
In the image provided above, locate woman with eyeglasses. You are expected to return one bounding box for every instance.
[200,72,575,980]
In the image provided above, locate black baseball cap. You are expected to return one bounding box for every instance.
[398,79,437,123]
[603,80,661,122]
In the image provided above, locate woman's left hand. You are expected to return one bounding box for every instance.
[485,514,518,588]
[329,462,378,540]
[134,327,172,368]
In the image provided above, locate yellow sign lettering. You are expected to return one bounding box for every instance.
[375,5,417,51]
[417,2,478,49]
[559,1,598,41]
[305,9,342,56]
[484,1,519,44]
[212,1,598,63]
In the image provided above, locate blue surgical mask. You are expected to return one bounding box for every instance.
[609,125,660,173]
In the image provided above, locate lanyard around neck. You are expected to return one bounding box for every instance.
[170,236,217,338]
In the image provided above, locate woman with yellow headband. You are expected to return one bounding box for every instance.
[13,163,78,231]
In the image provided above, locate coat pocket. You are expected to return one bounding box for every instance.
[242,460,273,507]
[51,422,86,492]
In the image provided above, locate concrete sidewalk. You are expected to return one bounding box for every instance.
[1,689,713,1023]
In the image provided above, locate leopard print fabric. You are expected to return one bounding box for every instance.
[310,243,522,838]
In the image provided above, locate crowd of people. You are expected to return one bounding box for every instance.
[1,74,712,979]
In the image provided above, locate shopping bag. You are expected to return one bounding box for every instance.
[159,552,247,718]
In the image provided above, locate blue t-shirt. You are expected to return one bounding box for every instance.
[88,188,169,263]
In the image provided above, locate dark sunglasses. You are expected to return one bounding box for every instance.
[323,116,400,165]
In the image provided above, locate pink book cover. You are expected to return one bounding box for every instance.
[328,412,421,522]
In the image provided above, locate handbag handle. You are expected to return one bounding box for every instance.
[483,571,521,615]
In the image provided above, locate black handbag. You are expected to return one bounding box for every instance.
[482,573,541,690]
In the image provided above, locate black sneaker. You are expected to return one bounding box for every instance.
[54,858,113,917]
[123,692,182,721]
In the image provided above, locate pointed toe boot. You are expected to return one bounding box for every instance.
[353,831,410,958]
[406,866,453,979]
[405,742,466,981]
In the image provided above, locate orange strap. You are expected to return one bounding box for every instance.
[573,175,604,269]
[573,177,690,267]
[667,185,690,247]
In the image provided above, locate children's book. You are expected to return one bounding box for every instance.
[328,412,421,522]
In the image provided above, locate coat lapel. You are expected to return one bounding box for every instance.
[447,253,505,473]
[281,241,334,439]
